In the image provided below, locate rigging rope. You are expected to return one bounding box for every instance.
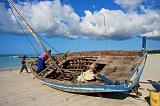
[9,1,61,55]
[36,33,60,54]
[11,9,61,54]
[10,7,39,56]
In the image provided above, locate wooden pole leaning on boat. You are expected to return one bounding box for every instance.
[8,0,63,75]
[33,67,50,79]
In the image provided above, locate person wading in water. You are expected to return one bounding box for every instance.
[20,55,29,73]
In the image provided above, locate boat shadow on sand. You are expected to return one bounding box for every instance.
[148,80,160,92]
[71,92,139,100]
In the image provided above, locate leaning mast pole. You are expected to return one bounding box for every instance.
[8,0,61,71]
[8,0,48,54]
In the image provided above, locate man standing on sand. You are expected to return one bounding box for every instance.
[20,55,28,73]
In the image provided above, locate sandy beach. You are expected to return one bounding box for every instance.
[0,54,160,106]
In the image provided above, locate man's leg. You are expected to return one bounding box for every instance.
[24,65,29,73]
[20,65,25,73]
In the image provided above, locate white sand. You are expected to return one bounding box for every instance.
[0,54,160,106]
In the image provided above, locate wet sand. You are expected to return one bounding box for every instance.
[0,54,160,106]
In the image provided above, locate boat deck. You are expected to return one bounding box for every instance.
[30,50,143,85]
[97,56,141,82]
[45,50,143,85]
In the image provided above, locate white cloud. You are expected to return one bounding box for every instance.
[0,3,22,34]
[14,0,80,38]
[80,8,160,40]
[0,1,80,38]
[114,0,143,10]
[0,1,160,40]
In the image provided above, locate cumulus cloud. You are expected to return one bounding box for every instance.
[114,0,143,10]
[80,8,160,40]
[0,0,160,40]
[0,1,80,38]
[0,3,22,34]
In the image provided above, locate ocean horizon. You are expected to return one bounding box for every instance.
[0,54,37,70]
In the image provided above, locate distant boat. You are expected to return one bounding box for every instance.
[8,0,147,95]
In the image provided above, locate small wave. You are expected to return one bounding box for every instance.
[9,56,19,58]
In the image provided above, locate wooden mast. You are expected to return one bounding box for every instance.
[8,0,61,72]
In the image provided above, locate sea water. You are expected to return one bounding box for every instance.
[0,54,56,70]
[0,55,21,69]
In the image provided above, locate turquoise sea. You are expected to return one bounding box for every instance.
[0,54,57,70]
[0,55,21,69]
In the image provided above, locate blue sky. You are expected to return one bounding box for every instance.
[0,0,160,55]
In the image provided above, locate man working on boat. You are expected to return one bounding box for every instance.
[37,49,51,73]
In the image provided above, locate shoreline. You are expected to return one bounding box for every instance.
[0,67,20,71]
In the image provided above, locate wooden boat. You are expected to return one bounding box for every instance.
[28,50,147,93]
[8,0,147,94]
